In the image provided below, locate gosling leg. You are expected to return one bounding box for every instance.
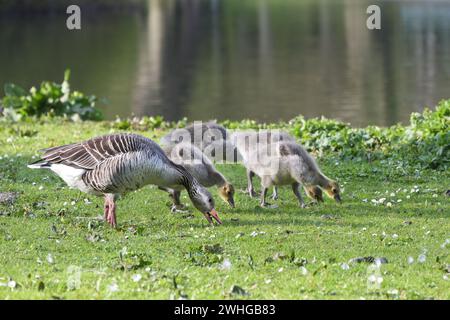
[170,190,187,212]
[292,182,306,208]
[260,186,269,207]
[247,169,257,197]
[158,187,186,212]
[260,176,274,207]
[271,186,279,201]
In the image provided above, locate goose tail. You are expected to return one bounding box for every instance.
[27,159,51,169]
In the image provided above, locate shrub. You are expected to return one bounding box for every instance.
[1,70,103,121]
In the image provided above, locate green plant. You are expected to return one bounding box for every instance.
[1,70,103,121]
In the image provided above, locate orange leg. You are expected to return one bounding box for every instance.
[104,194,117,228]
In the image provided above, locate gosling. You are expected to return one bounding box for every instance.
[231,130,295,197]
[162,142,235,210]
[246,141,341,207]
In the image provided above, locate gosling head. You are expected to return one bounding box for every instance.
[189,184,222,225]
[324,180,341,203]
[305,185,324,203]
[218,183,235,208]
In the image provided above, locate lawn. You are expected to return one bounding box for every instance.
[0,120,449,299]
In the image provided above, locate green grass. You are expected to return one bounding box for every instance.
[0,120,449,299]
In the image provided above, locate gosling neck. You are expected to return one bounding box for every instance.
[317,173,332,189]
[211,171,227,188]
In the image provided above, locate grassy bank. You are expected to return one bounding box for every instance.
[0,115,449,299]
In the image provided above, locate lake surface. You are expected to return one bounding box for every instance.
[1,0,450,126]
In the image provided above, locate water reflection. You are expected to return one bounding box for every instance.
[0,0,449,126]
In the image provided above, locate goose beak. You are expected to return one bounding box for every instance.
[334,194,342,203]
[204,208,222,225]
[228,198,235,208]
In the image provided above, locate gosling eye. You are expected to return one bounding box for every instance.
[208,198,212,203]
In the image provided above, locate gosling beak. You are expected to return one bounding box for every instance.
[228,198,235,208]
[204,208,222,225]
[334,194,342,203]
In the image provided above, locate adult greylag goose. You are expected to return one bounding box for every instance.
[245,140,341,207]
[162,142,235,209]
[27,133,222,227]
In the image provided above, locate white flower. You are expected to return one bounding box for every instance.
[132,274,142,282]
[368,274,383,284]
[299,267,308,275]
[265,279,272,284]
[47,253,54,264]
[108,283,119,292]
[38,185,44,190]
[7,280,16,289]
[407,256,414,264]
[341,263,350,270]
[220,259,232,271]
[387,289,399,297]
[392,234,398,239]
[278,267,284,273]
[386,202,392,207]
[418,254,426,263]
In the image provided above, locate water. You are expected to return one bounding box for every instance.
[1,0,450,126]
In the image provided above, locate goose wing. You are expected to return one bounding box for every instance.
[32,133,159,170]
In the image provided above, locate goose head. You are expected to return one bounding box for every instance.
[189,185,222,225]
[305,185,324,203]
[218,183,235,208]
[324,180,341,203]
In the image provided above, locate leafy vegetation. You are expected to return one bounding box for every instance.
[111,100,450,170]
[1,70,102,121]
[288,100,449,170]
